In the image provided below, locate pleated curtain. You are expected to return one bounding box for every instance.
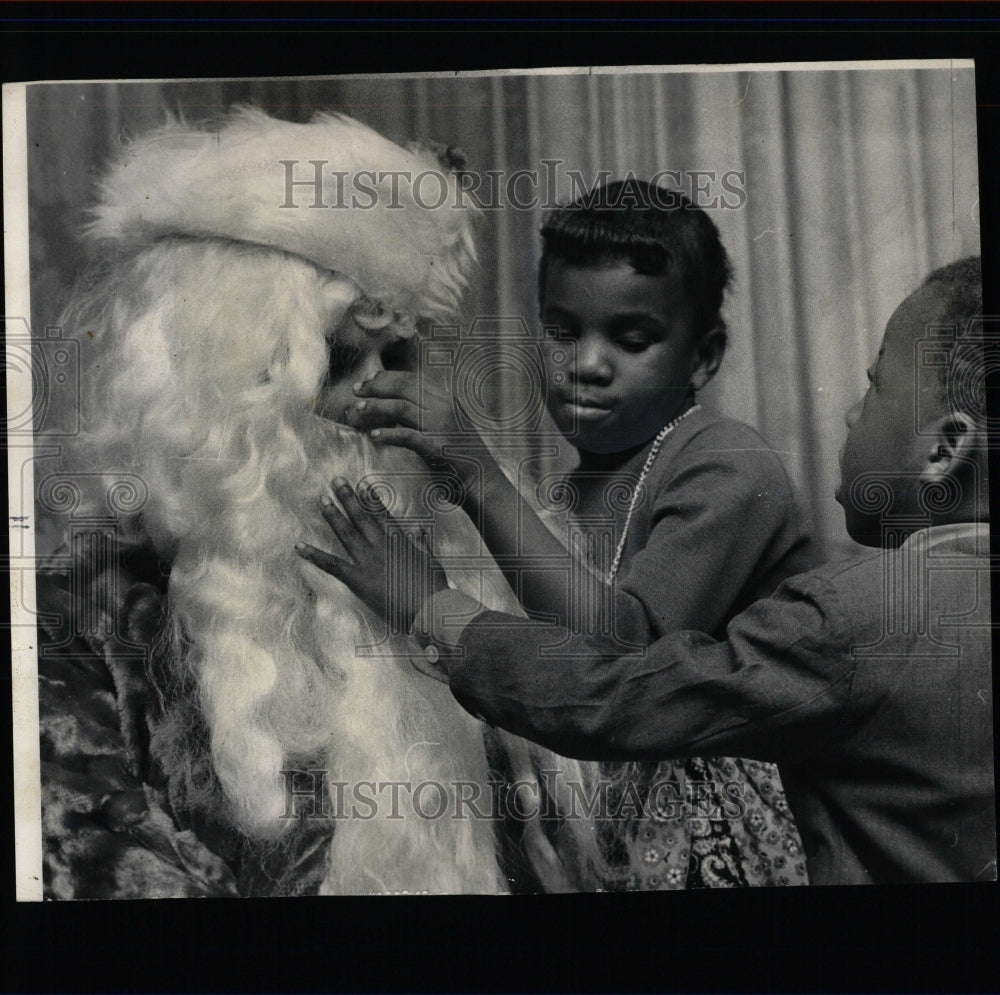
[26,65,980,559]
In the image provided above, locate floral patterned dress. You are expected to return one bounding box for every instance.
[615,757,806,890]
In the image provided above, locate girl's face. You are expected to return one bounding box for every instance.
[316,307,416,422]
[541,259,723,454]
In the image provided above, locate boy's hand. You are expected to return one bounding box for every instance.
[343,371,480,484]
[296,477,448,630]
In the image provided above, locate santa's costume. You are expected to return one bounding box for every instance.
[36,108,602,897]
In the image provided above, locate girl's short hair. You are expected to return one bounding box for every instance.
[539,178,733,341]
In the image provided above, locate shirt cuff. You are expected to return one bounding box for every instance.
[410,588,488,673]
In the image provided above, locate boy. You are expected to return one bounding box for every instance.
[299,257,995,885]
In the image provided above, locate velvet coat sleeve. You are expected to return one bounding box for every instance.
[37,569,242,899]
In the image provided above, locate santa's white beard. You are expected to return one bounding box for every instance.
[152,410,547,894]
[47,235,605,893]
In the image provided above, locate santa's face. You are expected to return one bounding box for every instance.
[317,308,417,422]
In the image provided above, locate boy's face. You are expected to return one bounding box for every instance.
[540,260,715,454]
[837,283,949,546]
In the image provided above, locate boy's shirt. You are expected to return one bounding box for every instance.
[415,523,996,885]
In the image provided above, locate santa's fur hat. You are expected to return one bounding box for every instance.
[87,106,477,320]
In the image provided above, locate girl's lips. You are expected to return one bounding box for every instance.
[560,399,614,422]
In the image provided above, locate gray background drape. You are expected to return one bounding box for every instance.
[25,65,980,560]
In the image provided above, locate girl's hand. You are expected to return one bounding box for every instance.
[342,371,482,484]
[296,477,448,631]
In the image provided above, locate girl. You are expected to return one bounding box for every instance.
[320,179,819,889]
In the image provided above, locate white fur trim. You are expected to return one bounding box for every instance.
[88,106,477,319]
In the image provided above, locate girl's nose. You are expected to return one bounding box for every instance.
[573,338,613,385]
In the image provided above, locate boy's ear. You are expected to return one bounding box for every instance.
[690,326,727,392]
[920,410,984,480]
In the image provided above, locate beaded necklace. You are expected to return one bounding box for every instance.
[605,404,701,583]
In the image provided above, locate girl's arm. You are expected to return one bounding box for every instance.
[346,377,816,645]
[344,370,582,624]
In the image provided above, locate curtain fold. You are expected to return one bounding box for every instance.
[26,66,980,559]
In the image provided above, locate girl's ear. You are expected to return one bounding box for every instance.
[690,326,727,392]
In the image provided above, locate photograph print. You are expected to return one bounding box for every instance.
[5,61,994,899]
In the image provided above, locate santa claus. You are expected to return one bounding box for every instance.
[35,107,602,897]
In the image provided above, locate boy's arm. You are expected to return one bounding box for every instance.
[296,479,852,765]
[422,569,855,765]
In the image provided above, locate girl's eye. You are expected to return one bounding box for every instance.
[617,336,653,353]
